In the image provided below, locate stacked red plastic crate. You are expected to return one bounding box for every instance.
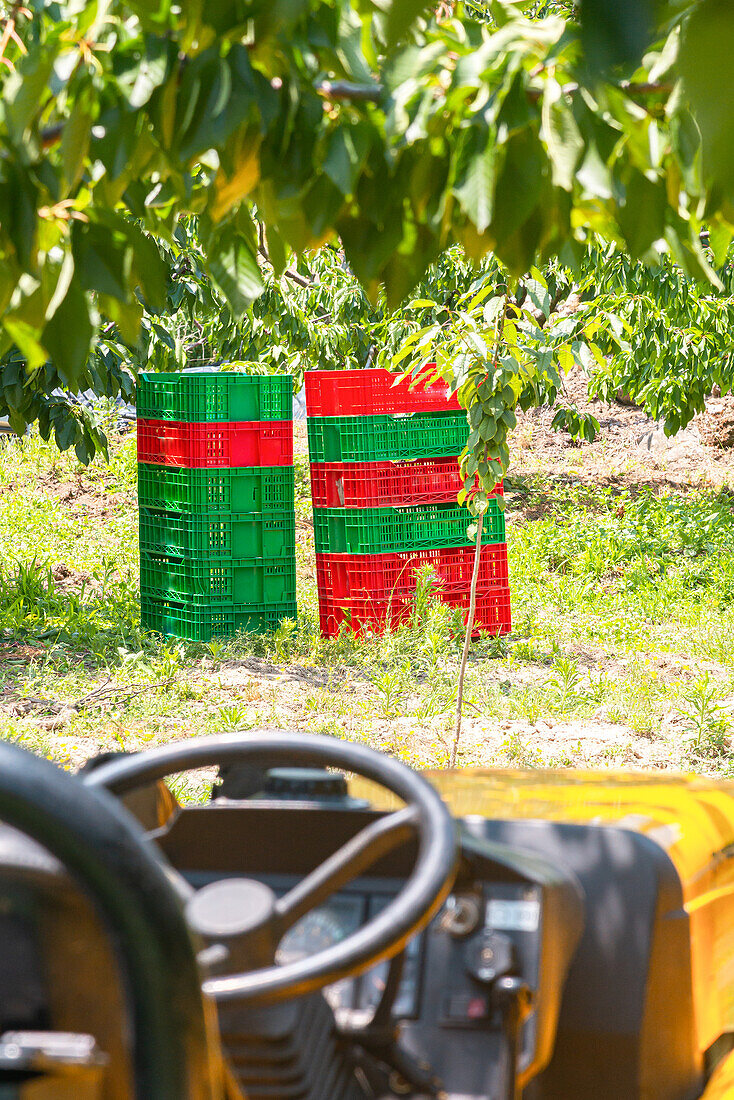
[306,368,512,637]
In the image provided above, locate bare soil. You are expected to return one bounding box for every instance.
[510,375,734,495]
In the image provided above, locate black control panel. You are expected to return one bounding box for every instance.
[262,872,547,1098]
[274,879,542,1029]
[398,879,544,1097]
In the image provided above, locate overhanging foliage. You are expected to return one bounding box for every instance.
[1,0,734,458]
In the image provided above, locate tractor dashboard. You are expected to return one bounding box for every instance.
[1,737,733,1100]
[156,792,582,1099]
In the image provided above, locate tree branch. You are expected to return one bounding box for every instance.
[39,74,673,152]
[256,218,312,288]
[622,81,675,97]
[526,78,673,104]
[283,267,312,288]
[317,80,383,103]
[41,122,63,149]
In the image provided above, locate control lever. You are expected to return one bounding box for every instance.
[349,1034,442,1098]
[340,955,443,1098]
[465,928,516,985]
[494,976,533,1100]
[463,931,533,1100]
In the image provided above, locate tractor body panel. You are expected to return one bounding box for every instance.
[419,768,734,1056]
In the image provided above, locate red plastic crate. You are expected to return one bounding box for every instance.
[316,545,509,601]
[318,585,512,638]
[309,459,502,508]
[137,419,293,468]
[305,366,460,417]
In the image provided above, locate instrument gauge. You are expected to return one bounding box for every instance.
[278,910,348,961]
[277,896,365,1010]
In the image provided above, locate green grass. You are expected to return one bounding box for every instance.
[2,428,734,785]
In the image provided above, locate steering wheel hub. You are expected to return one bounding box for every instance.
[187,878,281,971]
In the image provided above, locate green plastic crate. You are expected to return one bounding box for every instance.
[138,464,294,512]
[141,597,297,641]
[137,371,293,422]
[307,412,468,463]
[140,552,297,605]
[139,508,296,558]
[312,501,505,554]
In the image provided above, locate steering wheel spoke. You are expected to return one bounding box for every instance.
[275,805,419,935]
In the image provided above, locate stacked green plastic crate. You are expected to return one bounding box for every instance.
[137,371,296,641]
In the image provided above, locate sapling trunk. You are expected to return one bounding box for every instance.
[451,510,485,768]
[449,287,509,769]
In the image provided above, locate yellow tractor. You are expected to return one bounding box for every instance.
[2,730,734,1099]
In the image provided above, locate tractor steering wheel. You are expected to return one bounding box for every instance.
[85,732,458,1007]
[0,741,217,1100]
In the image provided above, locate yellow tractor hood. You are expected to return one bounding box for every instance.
[417,767,734,1054]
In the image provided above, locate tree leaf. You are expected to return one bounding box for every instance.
[61,85,95,188]
[73,222,131,301]
[617,170,667,256]
[3,318,48,372]
[464,283,493,313]
[323,128,362,196]
[483,296,504,325]
[542,80,583,192]
[176,46,257,162]
[98,294,144,345]
[0,163,38,269]
[709,223,732,267]
[3,53,55,143]
[556,346,574,374]
[265,223,289,279]
[579,0,660,74]
[453,129,495,234]
[42,275,92,388]
[680,0,734,201]
[125,0,173,30]
[207,227,264,312]
[126,221,169,311]
[524,276,551,317]
[384,0,431,49]
[56,416,77,453]
[116,35,171,109]
[212,130,262,220]
[492,129,543,241]
[77,213,168,311]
